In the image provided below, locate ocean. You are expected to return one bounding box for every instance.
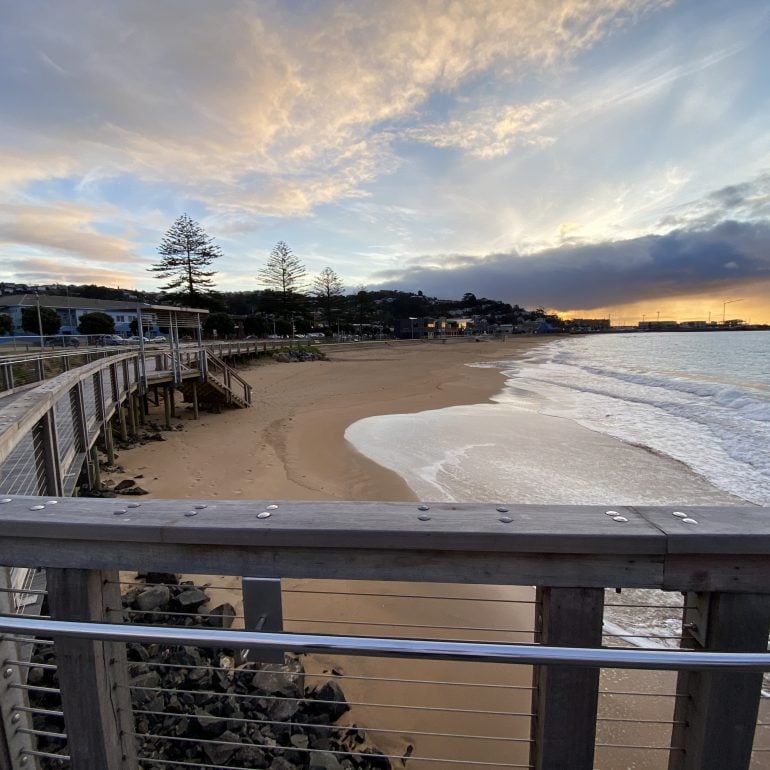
[346,330,770,506]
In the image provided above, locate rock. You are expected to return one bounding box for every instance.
[121,485,149,495]
[205,603,236,628]
[307,680,350,722]
[202,729,239,765]
[114,479,135,491]
[255,661,304,697]
[135,585,171,611]
[144,573,179,585]
[309,751,345,770]
[270,758,297,770]
[235,746,267,766]
[175,588,209,611]
[290,733,309,749]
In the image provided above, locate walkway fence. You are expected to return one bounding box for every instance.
[0,499,769,769]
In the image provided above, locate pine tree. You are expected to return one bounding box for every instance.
[312,267,345,329]
[257,241,307,317]
[150,214,222,305]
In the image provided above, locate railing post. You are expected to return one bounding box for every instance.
[0,568,40,770]
[530,587,604,770]
[40,410,64,497]
[46,569,137,770]
[669,592,770,770]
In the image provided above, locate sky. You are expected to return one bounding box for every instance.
[1,0,769,324]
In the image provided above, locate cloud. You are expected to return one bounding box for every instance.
[405,99,564,158]
[372,219,770,309]
[0,202,141,263]
[2,256,140,288]
[0,0,670,215]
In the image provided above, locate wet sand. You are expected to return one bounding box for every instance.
[106,337,761,769]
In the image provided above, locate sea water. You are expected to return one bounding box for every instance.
[346,331,770,505]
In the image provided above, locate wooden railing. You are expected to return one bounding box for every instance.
[0,498,769,769]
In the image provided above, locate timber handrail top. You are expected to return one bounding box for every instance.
[0,497,765,555]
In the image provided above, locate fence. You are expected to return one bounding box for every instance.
[0,498,769,769]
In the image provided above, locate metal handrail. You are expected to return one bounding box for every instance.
[2,615,770,671]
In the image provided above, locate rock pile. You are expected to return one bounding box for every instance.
[272,349,326,363]
[27,573,392,770]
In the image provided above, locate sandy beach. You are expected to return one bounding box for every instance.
[120,337,536,502]
[106,337,754,769]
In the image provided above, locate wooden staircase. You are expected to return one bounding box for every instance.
[179,350,252,409]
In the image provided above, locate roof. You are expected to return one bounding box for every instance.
[0,295,209,316]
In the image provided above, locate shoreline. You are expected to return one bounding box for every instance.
[108,337,543,502]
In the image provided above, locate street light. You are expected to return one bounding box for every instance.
[722,298,743,325]
[34,292,44,348]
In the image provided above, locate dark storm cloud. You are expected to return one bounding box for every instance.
[372,220,770,308]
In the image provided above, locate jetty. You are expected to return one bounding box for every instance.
[0,336,769,769]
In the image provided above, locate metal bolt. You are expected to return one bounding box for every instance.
[605,510,619,516]
[113,509,127,515]
[45,500,58,505]
[672,511,687,518]
[184,511,198,517]
[496,506,509,513]
[3,668,13,678]
[418,514,431,521]
[612,516,628,523]
[194,504,207,510]
[0,498,11,504]
[28,505,45,511]
[11,713,20,724]
[266,504,279,510]
[499,516,513,524]
[682,518,698,525]
[418,505,430,511]
[257,511,271,519]
[127,502,141,508]
[20,756,28,766]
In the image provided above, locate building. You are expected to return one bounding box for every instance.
[0,294,150,335]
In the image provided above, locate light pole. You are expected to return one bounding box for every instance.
[722,298,743,325]
[34,292,44,348]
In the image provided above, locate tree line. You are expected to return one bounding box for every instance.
[147,213,564,337]
[0,214,562,338]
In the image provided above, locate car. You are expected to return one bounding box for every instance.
[45,336,80,348]
[149,335,167,343]
[97,335,124,346]
[125,335,149,344]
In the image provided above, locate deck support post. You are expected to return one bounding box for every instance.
[162,387,172,429]
[117,400,128,442]
[104,422,115,466]
[668,592,770,770]
[90,445,101,489]
[126,393,137,437]
[530,587,604,770]
[47,569,138,770]
[191,381,199,420]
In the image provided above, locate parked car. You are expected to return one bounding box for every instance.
[149,335,167,343]
[124,335,149,344]
[97,334,124,346]
[45,336,80,348]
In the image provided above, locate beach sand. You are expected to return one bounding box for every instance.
[106,337,759,769]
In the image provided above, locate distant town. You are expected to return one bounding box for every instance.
[0,281,766,341]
